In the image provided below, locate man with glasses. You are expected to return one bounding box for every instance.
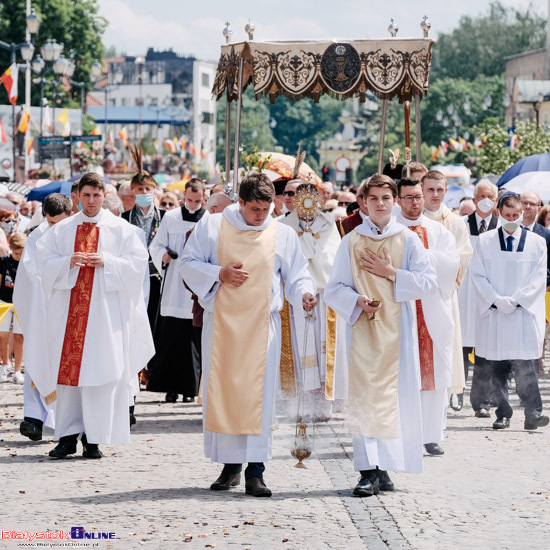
[423,171,473,412]
[282,181,300,215]
[396,178,459,457]
[520,192,550,288]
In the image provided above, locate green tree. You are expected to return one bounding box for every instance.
[473,120,550,176]
[216,89,276,171]
[0,0,106,107]
[421,75,505,147]
[431,2,546,80]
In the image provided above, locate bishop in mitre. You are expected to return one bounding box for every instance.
[279,179,346,419]
[180,174,316,497]
[325,174,437,497]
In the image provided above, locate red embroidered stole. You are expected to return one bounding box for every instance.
[57,223,100,386]
[408,225,435,391]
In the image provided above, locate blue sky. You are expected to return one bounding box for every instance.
[98,0,547,61]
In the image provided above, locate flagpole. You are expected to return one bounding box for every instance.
[11,49,16,182]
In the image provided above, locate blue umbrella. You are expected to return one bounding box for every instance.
[27,180,72,202]
[497,153,550,187]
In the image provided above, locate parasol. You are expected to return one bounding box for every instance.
[497,153,550,187]
[257,152,322,187]
[501,171,550,202]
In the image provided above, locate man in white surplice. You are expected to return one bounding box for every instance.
[395,178,459,457]
[279,182,346,418]
[13,194,72,442]
[325,174,437,497]
[180,174,316,497]
[470,192,549,431]
[37,173,154,459]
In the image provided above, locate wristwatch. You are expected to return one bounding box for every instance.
[388,274,396,282]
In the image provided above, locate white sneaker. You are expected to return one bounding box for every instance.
[13,371,24,384]
[0,365,9,383]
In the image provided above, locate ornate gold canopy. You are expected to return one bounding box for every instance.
[212,38,434,104]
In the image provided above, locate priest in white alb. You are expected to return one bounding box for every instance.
[396,178,459,456]
[180,174,316,497]
[279,181,346,418]
[13,194,72,442]
[36,173,154,459]
[470,192,549,431]
[324,174,437,497]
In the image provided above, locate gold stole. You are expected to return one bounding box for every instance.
[57,223,100,387]
[348,230,404,439]
[279,300,338,399]
[206,217,277,435]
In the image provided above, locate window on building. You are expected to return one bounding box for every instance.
[121,98,127,106]
[201,73,210,87]
[202,112,213,124]
[150,97,158,106]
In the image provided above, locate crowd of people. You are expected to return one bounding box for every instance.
[3,152,549,499]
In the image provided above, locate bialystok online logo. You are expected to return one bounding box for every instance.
[1,527,116,541]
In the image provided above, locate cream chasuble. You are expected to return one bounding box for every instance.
[206,216,277,435]
[348,229,404,439]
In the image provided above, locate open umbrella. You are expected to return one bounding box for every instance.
[27,181,72,202]
[501,171,550,202]
[257,152,323,187]
[497,153,550,187]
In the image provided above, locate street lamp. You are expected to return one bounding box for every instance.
[436,110,443,122]
[135,56,145,140]
[40,39,63,62]
[26,9,40,35]
[463,98,471,115]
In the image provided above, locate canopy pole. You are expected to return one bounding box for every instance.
[225,97,232,182]
[377,99,388,174]
[404,100,411,177]
[232,57,245,193]
[415,94,422,163]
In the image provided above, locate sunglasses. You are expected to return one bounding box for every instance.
[161,201,175,207]
[283,190,296,197]
[338,201,352,206]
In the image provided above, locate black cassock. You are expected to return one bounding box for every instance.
[146,206,205,397]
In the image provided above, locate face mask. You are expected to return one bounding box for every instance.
[1,220,15,234]
[135,193,154,208]
[477,198,495,214]
[77,202,82,211]
[185,202,200,214]
[499,213,523,233]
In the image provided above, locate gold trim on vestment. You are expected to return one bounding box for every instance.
[44,390,57,405]
[279,299,297,398]
[348,230,405,439]
[206,217,277,435]
[324,306,337,399]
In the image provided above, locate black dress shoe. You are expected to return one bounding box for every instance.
[492,417,511,430]
[81,434,103,459]
[20,420,42,441]
[130,414,137,426]
[245,476,272,497]
[165,392,178,403]
[524,414,550,430]
[424,443,444,456]
[49,435,78,458]
[210,472,241,491]
[449,393,464,412]
[353,471,380,497]
[376,468,394,491]
[182,396,194,403]
[475,408,490,418]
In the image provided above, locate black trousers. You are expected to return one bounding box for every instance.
[469,351,493,411]
[223,463,265,480]
[147,274,162,329]
[489,359,542,419]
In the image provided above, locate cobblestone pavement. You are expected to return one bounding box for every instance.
[1,375,549,550]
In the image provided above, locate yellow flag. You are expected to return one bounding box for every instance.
[56,108,70,136]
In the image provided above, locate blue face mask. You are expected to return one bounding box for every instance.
[77,202,82,211]
[135,193,154,207]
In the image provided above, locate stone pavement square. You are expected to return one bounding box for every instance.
[1,377,549,549]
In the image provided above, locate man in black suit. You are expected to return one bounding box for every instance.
[458,180,499,418]
[520,191,550,287]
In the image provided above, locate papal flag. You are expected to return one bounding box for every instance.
[18,110,30,134]
[118,126,128,146]
[0,63,19,106]
[56,108,71,136]
[0,119,6,143]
